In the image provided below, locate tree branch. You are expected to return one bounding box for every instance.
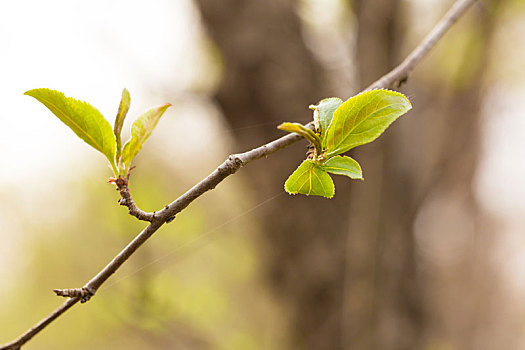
[366,0,478,90]
[0,0,478,348]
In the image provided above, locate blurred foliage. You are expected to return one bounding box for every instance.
[0,151,287,349]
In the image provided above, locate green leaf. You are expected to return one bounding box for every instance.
[284,160,334,198]
[324,89,411,157]
[322,156,363,180]
[277,122,322,156]
[121,103,171,169]
[114,88,131,170]
[25,88,117,173]
[309,97,342,144]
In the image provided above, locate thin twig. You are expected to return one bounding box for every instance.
[366,0,478,90]
[117,184,156,222]
[110,172,156,222]
[153,132,304,224]
[0,1,477,348]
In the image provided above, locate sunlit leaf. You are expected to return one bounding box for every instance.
[284,160,334,198]
[324,89,411,157]
[114,88,130,170]
[25,88,117,172]
[121,103,171,169]
[322,155,363,179]
[277,122,322,154]
[309,97,342,144]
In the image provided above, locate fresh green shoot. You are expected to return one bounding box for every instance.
[25,88,171,180]
[278,89,412,198]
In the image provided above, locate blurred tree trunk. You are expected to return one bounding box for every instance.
[194,0,350,349]
[408,2,506,349]
[340,1,426,349]
[341,0,503,349]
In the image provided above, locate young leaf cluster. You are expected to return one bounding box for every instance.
[25,88,171,177]
[278,89,412,198]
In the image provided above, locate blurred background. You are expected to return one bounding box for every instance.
[1,0,525,349]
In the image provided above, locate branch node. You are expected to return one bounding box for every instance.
[166,215,176,223]
[396,76,408,88]
[227,154,244,169]
[53,287,94,303]
[306,143,315,159]
[114,174,155,222]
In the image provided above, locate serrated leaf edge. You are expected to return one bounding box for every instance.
[325,89,411,157]
[284,160,334,198]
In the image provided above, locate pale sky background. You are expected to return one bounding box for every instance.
[1,0,525,315]
[0,0,220,290]
[1,0,198,186]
